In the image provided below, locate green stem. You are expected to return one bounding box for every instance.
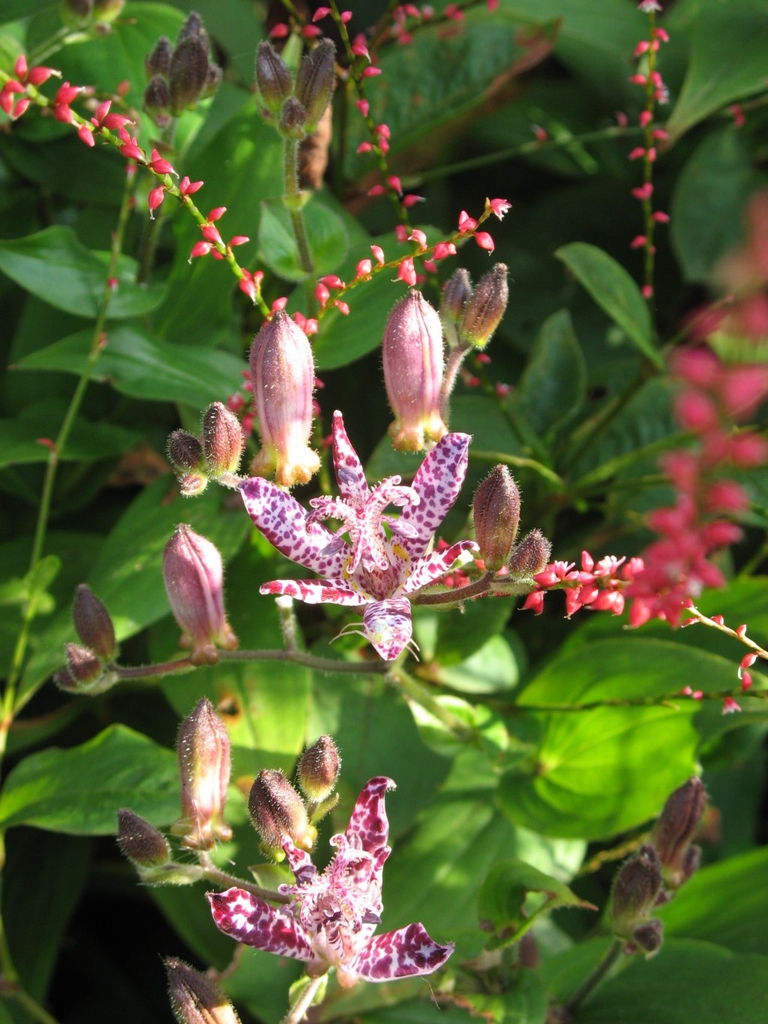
[280,972,328,1024]
[113,658,195,680]
[564,939,623,1014]
[198,852,288,904]
[470,449,564,488]
[413,571,495,606]
[27,26,82,66]
[439,344,470,424]
[391,669,476,742]
[284,139,315,277]
[1,984,62,1024]
[137,119,177,285]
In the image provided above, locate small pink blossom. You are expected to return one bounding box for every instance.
[398,258,417,286]
[486,197,512,220]
[356,98,370,116]
[433,242,456,260]
[458,210,478,233]
[362,66,382,77]
[632,183,654,201]
[371,245,385,265]
[475,232,495,252]
[722,696,741,715]
[179,176,204,196]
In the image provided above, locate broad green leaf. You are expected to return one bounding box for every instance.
[515,310,586,438]
[0,400,140,469]
[555,243,661,368]
[671,129,756,283]
[478,859,594,949]
[443,972,547,1024]
[0,0,55,21]
[432,596,515,667]
[3,830,91,1001]
[14,325,246,408]
[433,635,520,695]
[572,940,768,1024]
[660,846,768,956]
[0,725,178,834]
[152,886,236,972]
[665,1,768,143]
[499,639,721,839]
[0,227,165,317]
[0,133,126,207]
[258,196,348,283]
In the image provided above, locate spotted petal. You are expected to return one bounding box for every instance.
[362,597,414,661]
[332,410,369,502]
[207,888,314,962]
[401,540,479,595]
[350,923,455,982]
[240,476,349,577]
[398,433,471,559]
[345,776,395,854]
[260,577,367,606]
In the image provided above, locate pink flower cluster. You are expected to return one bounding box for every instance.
[0,54,57,119]
[522,552,643,618]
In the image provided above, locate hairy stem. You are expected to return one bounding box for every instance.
[280,972,328,1024]
[198,852,289,904]
[564,939,623,1014]
[284,139,315,277]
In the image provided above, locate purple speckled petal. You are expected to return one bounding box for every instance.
[207,888,315,961]
[351,923,455,982]
[400,540,479,595]
[332,410,369,502]
[240,477,349,577]
[362,598,415,661]
[398,433,471,560]
[281,838,317,884]
[260,577,367,606]
[345,776,395,854]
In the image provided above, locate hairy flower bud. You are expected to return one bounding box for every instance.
[294,39,336,134]
[297,735,341,803]
[441,268,473,348]
[611,843,663,939]
[166,958,241,1024]
[177,11,204,44]
[169,35,211,112]
[459,263,509,348]
[143,74,172,128]
[64,642,102,684]
[255,41,293,116]
[249,311,320,486]
[73,584,117,660]
[278,96,308,140]
[650,777,706,890]
[146,37,173,78]
[631,918,664,956]
[383,289,447,452]
[473,466,521,571]
[163,525,238,665]
[249,769,315,857]
[174,697,233,850]
[507,528,552,578]
[202,402,244,477]
[117,808,171,867]
[168,430,205,474]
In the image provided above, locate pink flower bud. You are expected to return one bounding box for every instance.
[165,958,241,1024]
[167,430,204,474]
[508,529,552,578]
[117,808,171,868]
[163,525,238,665]
[202,402,244,477]
[249,769,315,858]
[473,466,521,571]
[249,311,320,486]
[383,289,447,451]
[611,843,663,938]
[174,697,233,850]
[294,38,336,133]
[73,584,117,660]
[440,267,473,347]
[650,777,706,890]
[459,263,509,348]
[255,40,292,115]
[298,734,341,803]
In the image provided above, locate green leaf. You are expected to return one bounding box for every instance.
[0,227,165,318]
[447,971,547,1024]
[0,725,178,834]
[433,635,520,695]
[258,196,348,283]
[0,0,55,21]
[515,310,586,438]
[665,1,768,143]
[0,400,140,469]
[14,325,246,408]
[478,858,594,949]
[555,243,660,368]
[572,940,768,1024]
[660,846,768,956]
[499,639,717,839]
[670,129,756,283]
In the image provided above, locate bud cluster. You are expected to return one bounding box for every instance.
[55,585,120,695]
[255,39,335,140]
[248,735,341,861]
[166,401,245,495]
[143,12,222,128]
[441,264,509,350]
[610,777,706,957]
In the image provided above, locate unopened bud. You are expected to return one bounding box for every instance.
[163,525,238,665]
[143,74,172,127]
[255,41,293,115]
[473,466,521,571]
[73,584,117,660]
[249,311,320,486]
[174,697,233,850]
[650,777,706,890]
[61,0,94,30]
[180,473,209,497]
[611,843,663,938]
[92,0,124,23]
[165,958,241,1024]
[177,11,204,44]
[278,96,308,140]
[294,39,336,133]
[168,430,205,474]
[507,529,552,578]
[169,36,210,112]
[64,643,102,684]
[146,37,173,79]
[202,402,244,477]
[249,769,315,857]
[440,268,473,348]
[631,918,664,956]
[202,63,223,99]
[383,289,447,452]
[460,263,509,348]
[297,735,341,803]
[117,808,171,867]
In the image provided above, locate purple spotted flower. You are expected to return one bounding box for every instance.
[240,410,475,660]
[208,777,454,988]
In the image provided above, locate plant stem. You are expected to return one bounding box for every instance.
[280,972,328,1024]
[284,139,315,277]
[1,983,62,1024]
[564,939,623,1014]
[391,669,476,742]
[439,344,470,424]
[198,852,288,903]
[219,648,390,674]
[413,571,495,606]
[137,119,176,284]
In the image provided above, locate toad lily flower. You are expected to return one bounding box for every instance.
[239,410,476,660]
[208,776,454,987]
